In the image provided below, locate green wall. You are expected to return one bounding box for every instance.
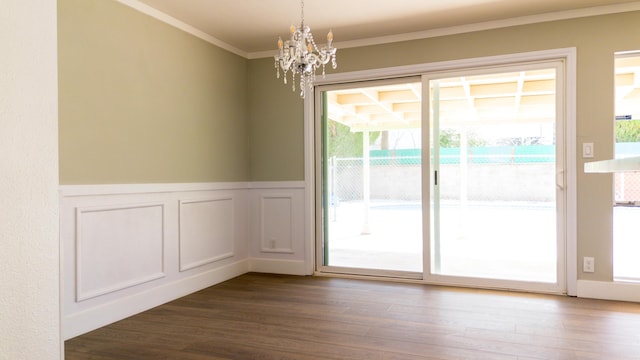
[58,0,248,184]
[247,12,640,282]
[247,59,305,181]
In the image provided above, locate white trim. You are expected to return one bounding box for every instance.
[249,3,640,59]
[249,258,308,276]
[59,182,249,197]
[116,0,248,58]
[315,48,578,86]
[64,259,249,340]
[59,181,305,196]
[118,0,640,60]
[179,252,234,272]
[304,93,316,275]
[577,280,640,302]
[249,181,305,189]
[565,49,578,296]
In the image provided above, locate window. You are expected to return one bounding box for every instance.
[613,52,640,282]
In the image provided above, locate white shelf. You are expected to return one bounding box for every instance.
[584,156,640,173]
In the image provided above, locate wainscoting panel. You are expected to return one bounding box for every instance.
[76,203,165,301]
[259,195,294,254]
[249,183,308,275]
[179,197,235,271]
[60,183,250,339]
[61,181,310,339]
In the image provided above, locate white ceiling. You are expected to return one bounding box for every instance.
[132,0,640,57]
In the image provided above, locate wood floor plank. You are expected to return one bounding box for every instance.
[65,273,640,359]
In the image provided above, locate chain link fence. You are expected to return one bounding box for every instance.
[614,143,640,202]
[329,144,640,204]
[328,145,557,204]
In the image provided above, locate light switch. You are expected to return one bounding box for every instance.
[583,143,594,158]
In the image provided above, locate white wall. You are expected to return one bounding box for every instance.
[0,1,61,359]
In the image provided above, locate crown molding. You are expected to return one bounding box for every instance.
[279,2,640,60]
[118,0,640,60]
[116,0,248,58]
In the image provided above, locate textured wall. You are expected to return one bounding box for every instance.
[0,1,61,359]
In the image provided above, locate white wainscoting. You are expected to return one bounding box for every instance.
[249,182,308,275]
[259,195,295,254]
[75,203,166,301]
[60,183,250,339]
[60,181,310,339]
[179,197,235,271]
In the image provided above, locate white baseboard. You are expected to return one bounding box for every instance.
[249,258,308,276]
[64,260,249,340]
[577,280,640,302]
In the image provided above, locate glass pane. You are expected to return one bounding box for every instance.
[431,69,558,283]
[322,81,422,273]
[614,53,640,281]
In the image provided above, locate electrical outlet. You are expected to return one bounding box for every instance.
[583,257,595,273]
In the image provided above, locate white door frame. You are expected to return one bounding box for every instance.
[312,77,423,279]
[304,48,577,295]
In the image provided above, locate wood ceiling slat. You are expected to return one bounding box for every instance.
[470,82,518,97]
[522,79,555,93]
[393,102,421,112]
[616,73,635,87]
[520,94,555,105]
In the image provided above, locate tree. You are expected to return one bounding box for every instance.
[615,120,640,143]
[327,120,379,157]
[439,129,487,148]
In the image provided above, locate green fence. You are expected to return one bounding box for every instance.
[369,145,555,165]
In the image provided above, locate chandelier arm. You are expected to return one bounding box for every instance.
[278,58,297,72]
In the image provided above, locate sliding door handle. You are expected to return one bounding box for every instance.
[556,169,565,190]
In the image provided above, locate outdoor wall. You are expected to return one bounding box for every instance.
[333,164,555,202]
[247,11,640,283]
[0,0,61,358]
[58,0,249,184]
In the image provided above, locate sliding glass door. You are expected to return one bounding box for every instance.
[426,64,566,292]
[315,60,567,293]
[316,78,423,278]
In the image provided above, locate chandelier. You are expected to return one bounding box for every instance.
[274,0,337,98]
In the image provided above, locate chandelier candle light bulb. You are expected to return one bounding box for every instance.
[274,0,337,98]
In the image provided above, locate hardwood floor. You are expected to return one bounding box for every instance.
[65,273,640,360]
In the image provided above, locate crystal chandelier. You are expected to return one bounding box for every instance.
[274,0,337,98]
